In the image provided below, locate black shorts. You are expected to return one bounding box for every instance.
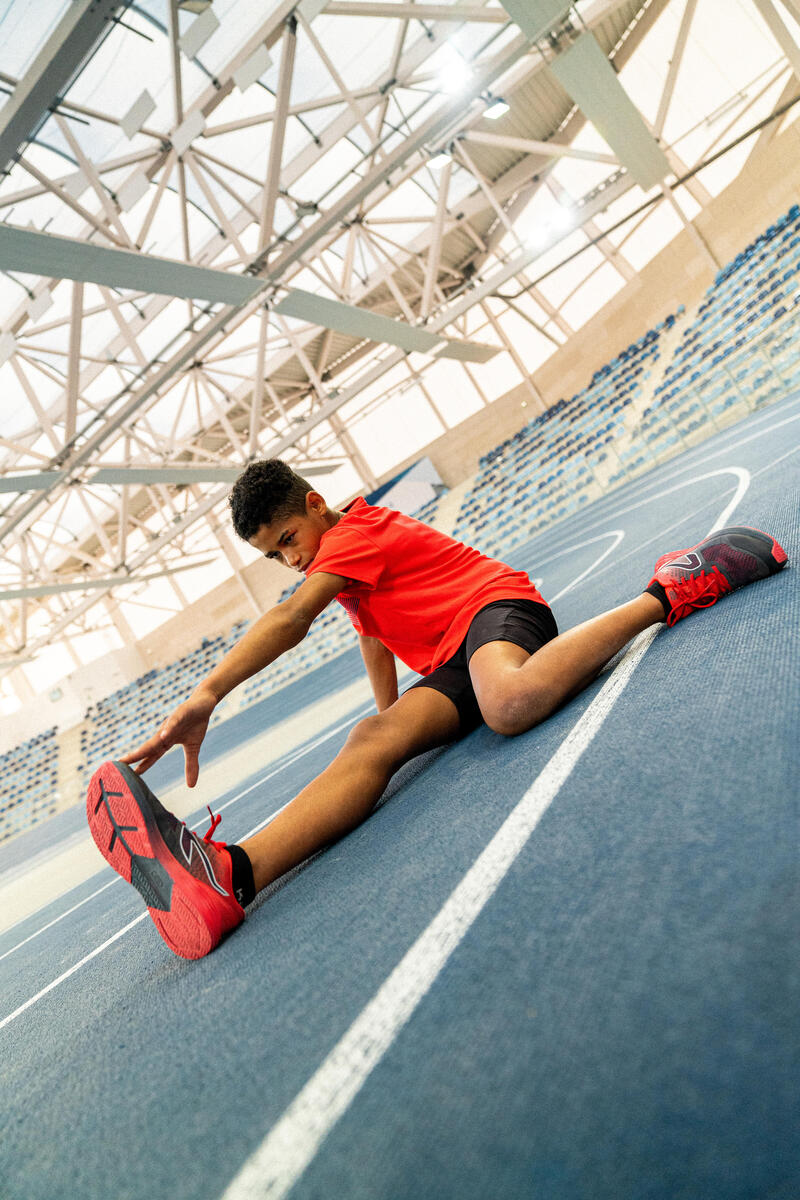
[407,599,558,734]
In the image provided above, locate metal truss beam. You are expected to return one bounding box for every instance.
[89,467,243,485]
[0,559,214,602]
[0,22,532,544]
[259,17,298,255]
[0,0,129,176]
[0,225,264,305]
[753,0,800,80]
[462,129,618,164]
[323,2,508,18]
[0,0,668,658]
[653,0,699,139]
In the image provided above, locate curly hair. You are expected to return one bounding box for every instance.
[229,459,314,541]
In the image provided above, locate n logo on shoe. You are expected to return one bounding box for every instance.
[179,826,228,896]
[668,552,702,570]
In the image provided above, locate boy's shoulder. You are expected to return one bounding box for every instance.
[334,499,447,549]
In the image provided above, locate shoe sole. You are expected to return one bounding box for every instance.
[653,525,788,578]
[86,761,239,960]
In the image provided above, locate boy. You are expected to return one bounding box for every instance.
[87,459,788,959]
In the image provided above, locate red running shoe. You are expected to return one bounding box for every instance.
[87,760,244,959]
[649,525,788,627]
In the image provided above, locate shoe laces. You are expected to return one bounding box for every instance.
[666,566,729,626]
[201,805,225,849]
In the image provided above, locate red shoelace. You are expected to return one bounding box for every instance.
[665,566,730,626]
[202,806,224,847]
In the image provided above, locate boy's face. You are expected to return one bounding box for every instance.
[248,491,332,573]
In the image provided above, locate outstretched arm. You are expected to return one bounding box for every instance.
[359,634,398,712]
[120,570,347,785]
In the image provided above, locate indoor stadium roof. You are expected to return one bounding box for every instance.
[0,0,798,701]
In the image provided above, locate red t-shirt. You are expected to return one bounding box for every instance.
[305,497,547,675]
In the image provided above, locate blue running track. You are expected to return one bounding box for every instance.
[1,395,798,1200]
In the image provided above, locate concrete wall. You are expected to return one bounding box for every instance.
[0,643,148,753]
[138,553,289,668]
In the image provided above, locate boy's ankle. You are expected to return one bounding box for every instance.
[644,581,668,620]
[227,843,256,907]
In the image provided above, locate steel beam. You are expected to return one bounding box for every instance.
[462,129,618,164]
[324,2,508,18]
[422,158,452,319]
[753,0,800,80]
[0,0,129,175]
[0,559,214,602]
[653,0,699,139]
[0,225,264,305]
[0,0,655,639]
[259,18,298,255]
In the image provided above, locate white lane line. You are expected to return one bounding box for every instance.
[750,439,800,477]
[546,531,625,602]
[556,467,751,540]
[219,480,753,1200]
[0,707,373,992]
[534,468,751,598]
[544,408,800,543]
[220,628,660,1200]
[0,880,119,966]
[0,915,147,1032]
[1,449,767,1041]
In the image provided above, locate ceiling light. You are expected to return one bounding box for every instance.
[484,98,510,120]
[437,48,471,95]
[551,204,573,231]
[525,227,550,250]
[178,0,212,11]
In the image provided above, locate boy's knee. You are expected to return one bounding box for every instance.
[480,683,550,737]
[344,711,397,755]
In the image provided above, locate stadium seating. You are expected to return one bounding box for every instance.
[450,315,679,558]
[451,202,800,559]
[636,203,800,447]
[0,728,59,844]
[78,621,250,784]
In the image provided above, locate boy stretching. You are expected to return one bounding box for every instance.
[87,459,788,959]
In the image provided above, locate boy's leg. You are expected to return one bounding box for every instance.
[88,687,460,959]
[470,523,788,736]
[240,687,461,892]
[469,593,664,737]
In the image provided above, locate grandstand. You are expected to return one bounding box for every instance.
[77,622,251,787]
[0,728,59,845]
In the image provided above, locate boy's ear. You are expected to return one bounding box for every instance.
[305,490,326,515]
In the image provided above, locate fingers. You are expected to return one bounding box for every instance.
[117,704,206,782]
[185,747,200,789]
[132,754,162,775]
[118,726,172,773]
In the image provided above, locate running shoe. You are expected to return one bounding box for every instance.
[86,760,244,959]
[649,525,788,626]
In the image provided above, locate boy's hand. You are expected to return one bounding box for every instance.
[118,687,218,788]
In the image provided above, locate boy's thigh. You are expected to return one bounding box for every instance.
[468,639,533,725]
[405,600,558,737]
[467,601,558,731]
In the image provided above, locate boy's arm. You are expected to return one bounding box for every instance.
[119,571,347,786]
[359,634,398,712]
